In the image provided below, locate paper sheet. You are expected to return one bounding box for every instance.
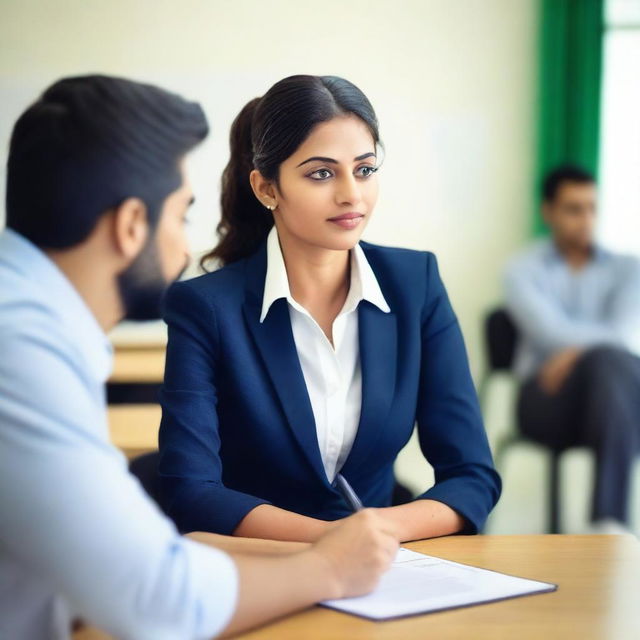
[321,547,557,620]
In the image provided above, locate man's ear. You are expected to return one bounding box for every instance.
[541,201,553,226]
[112,198,149,260]
[249,169,278,210]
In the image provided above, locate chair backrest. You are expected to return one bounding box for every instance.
[129,451,163,506]
[485,308,518,372]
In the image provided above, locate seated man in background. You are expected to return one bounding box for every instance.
[0,75,398,640]
[505,165,640,534]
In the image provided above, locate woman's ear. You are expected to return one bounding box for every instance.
[249,169,278,210]
[112,198,149,261]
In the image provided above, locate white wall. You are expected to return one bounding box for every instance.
[0,0,538,370]
[0,0,538,503]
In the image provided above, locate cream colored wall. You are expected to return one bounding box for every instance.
[0,0,538,496]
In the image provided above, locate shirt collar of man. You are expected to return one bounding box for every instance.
[0,228,113,382]
[260,226,390,323]
[544,238,611,267]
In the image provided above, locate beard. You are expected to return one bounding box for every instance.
[117,235,187,321]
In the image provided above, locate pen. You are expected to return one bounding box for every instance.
[334,473,364,512]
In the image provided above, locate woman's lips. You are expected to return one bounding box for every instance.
[327,213,364,230]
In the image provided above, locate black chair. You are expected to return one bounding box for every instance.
[391,479,414,506]
[107,382,161,405]
[479,308,565,534]
[129,451,168,514]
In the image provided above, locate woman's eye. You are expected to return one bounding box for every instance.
[356,165,378,178]
[308,168,333,180]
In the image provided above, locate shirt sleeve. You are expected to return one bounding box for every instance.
[414,253,502,533]
[158,282,271,535]
[605,257,640,354]
[0,325,237,640]
[503,255,640,355]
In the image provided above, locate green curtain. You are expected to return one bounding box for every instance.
[534,0,604,235]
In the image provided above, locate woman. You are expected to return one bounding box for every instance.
[158,75,501,542]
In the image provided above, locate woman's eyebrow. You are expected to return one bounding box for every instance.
[296,156,337,167]
[296,151,377,168]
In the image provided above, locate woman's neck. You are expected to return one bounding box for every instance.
[275,224,351,344]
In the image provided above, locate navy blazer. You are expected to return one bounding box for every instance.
[158,241,501,535]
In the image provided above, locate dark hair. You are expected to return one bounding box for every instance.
[542,164,595,202]
[6,74,208,249]
[202,74,380,268]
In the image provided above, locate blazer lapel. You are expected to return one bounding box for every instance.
[242,246,328,483]
[341,300,398,477]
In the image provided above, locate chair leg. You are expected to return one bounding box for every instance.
[549,451,561,534]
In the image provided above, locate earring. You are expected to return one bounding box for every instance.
[266,203,276,211]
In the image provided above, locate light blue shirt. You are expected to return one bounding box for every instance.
[0,229,237,640]
[504,239,640,379]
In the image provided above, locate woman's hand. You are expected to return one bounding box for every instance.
[234,503,343,542]
[369,500,466,542]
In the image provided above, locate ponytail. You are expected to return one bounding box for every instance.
[202,75,380,269]
[200,98,273,270]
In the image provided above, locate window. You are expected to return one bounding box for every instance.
[598,0,640,256]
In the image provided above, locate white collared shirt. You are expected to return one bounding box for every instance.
[261,227,390,482]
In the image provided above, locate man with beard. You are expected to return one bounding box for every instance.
[0,75,398,640]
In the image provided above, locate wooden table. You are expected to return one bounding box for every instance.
[74,534,639,640]
[108,404,161,459]
[109,345,165,384]
[108,345,165,457]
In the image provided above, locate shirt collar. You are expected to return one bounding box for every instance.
[260,226,390,323]
[543,238,610,266]
[0,228,113,382]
